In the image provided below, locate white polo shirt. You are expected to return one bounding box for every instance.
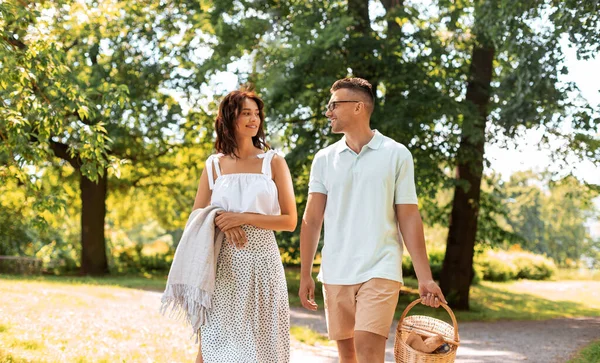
[308,130,418,285]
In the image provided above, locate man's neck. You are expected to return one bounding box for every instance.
[344,128,375,154]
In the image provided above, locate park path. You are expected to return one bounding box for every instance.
[289,307,600,363]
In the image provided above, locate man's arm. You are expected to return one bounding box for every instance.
[299,192,327,311]
[396,204,447,307]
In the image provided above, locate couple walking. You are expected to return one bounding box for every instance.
[173,77,446,363]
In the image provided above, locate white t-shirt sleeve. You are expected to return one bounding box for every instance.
[394,151,418,204]
[308,152,328,195]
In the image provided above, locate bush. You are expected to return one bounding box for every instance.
[139,253,173,273]
[475,249,556,282]
[402,254,415,277]
[512,252,556,280]
[0,256,42,274]
[476,250,519,281]
[471,265,483,285]
[405,247,556,283]
[107,222,174,274]
[402,249,445,280]
[36,240,80,275]
[428,249,445,279]
[110,248,173,274]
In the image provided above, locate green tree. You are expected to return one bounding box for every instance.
[501,172,599,266]
[438,0,600,309]
[1,0,212,274]
[500,171,548,254]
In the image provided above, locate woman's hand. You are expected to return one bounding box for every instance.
[223,226,248,249]
[215,211,247,231]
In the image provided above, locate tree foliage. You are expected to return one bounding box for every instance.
[500,172,599,267]
[1,0,214,273]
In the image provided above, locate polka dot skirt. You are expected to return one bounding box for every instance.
[201,225,290,363]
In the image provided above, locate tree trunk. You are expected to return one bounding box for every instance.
[440,43,494,310]
[381,0,403,34]
[379,0,405,134]
[347,0,378,90]
[80,172,109,275]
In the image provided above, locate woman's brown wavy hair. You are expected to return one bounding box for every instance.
[214,90,269,158]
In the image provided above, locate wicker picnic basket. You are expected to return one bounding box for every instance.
[394,298,460,363]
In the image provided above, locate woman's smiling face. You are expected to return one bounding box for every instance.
[235,98,261,138]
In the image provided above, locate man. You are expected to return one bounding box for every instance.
[299,77,446,363]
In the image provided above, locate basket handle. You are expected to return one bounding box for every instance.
[397,298,460,344]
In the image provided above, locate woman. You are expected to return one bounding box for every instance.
[192,90,297,363]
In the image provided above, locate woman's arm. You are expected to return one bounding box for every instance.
[215,154,298,232]
[193,165,247,247]
[192,167,212,210]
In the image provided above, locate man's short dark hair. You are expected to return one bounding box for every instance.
[331,78,374,102]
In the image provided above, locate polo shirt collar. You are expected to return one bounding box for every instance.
[337,130,383,153]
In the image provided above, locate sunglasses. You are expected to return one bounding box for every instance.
[326,100,361,112]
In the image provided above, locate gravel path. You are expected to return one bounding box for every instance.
[290,307,600,363]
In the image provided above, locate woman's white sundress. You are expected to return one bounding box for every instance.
[201,150,290,363]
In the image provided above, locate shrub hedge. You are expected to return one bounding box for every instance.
[402,248,556,283]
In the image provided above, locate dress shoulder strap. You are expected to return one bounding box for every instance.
[258,150,278,179]
[205,153,223,190]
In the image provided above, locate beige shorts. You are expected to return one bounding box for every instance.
[322,278,402,340]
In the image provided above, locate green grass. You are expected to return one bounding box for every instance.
[568,340,600,363]
[555,268,600,281]
[289,326,333,346]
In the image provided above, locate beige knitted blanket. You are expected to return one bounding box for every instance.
[160,205,224,341]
